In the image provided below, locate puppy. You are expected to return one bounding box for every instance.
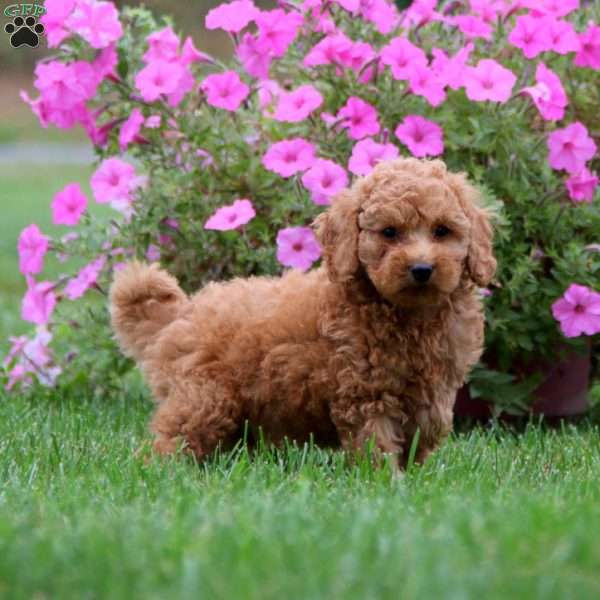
[110,158,496,468]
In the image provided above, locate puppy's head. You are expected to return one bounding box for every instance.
[313,158,496,307]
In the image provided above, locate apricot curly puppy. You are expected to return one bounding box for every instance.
[110,158,496,468]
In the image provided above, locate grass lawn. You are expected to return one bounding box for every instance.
[1,392,600,599]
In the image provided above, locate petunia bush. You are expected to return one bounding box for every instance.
[3,0,599,414]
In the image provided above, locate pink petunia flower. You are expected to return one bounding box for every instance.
[400,0,440,28]
[201,71,250,111]
[159,234,174,249]
[321,112,337,127]
[19,327,61,388]
[137,30,195,108]
[196,149,214,168]
[145,244,161,262]
[40,0,77,47]
[91,157,142,205]
[262,138,316,177]
[6,365,28,392]
[361,0,400,34]
[205,0,259,33]
[313,11,336,35]
[522,0,580,19]
[72,60,101,100]
[135,60,186,102]
[566,168,598,203]
[51,183,88,226]
[255,9,303,58]
[337,97,380,140]
[119,108,145,151]
[547,122,597,174]
[34,60,97,109]
[346,41,376,75]
[2,328,59,390]
[64,256,106,300]
[23,328,54,369]
[541,16,580,55]
[3,335,28,368]
[18,224,49,275]
[37,363,62,388]
[66,0,123,49]
[5,364,32,391]
[331,0,359,12]
[19,90,49,128]
[93,43,118,81]
[348,138,399,176]
[395,115,444,158]
[21,90,78,131]
[551,284,600,338]
[167,69,195,108]
[469,0,504,22]
[145,115,161,128]
[22,279,57,325]
[237,33,272,79]
[25,58,101,131]
[408,64,447,107]
[304,33,354,68]
[276,227,321,271]
[463,59,516,103]
[508,15,552,59]
[39,368,64,390]
[431,44,473,90]
[80,109,113,147]
[205,199,256,231]
[318,34,374,73]
[453,15,493,40]
[273,85,323,122]
[143,26,180,63]
[302,0,323,14]
[574,25,600,69]
[257,79,283,114]
[380,37,427,81]
[302,159,348,205]
[521,62,567,121]
[181,36,212,66]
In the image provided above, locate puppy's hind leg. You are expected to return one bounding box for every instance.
[150,371,242,461]
[332,406,406,473]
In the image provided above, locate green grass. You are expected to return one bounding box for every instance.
[1,391,600,599]
[0,119,88,145]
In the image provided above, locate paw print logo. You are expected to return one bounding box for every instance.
[4,15,45,48]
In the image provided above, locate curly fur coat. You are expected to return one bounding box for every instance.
[110,158,496,468]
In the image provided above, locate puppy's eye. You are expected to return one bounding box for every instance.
[381,227,397,239]
[433,225,451,238]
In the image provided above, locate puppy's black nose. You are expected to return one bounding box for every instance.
[410,264,433,283]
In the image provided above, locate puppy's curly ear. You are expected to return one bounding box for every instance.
[448,173,497,286]
[313,189,361,283]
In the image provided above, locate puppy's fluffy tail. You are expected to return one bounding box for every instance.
[109,261,188,360]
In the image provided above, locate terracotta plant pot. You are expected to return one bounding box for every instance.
[455,342,592,419]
